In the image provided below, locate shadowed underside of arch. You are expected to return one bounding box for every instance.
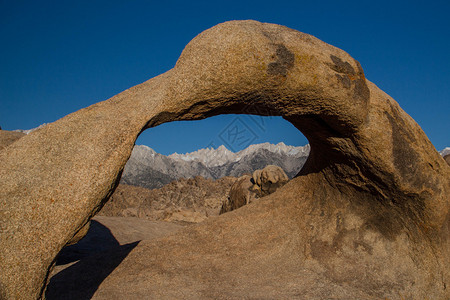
[0,20,449,299]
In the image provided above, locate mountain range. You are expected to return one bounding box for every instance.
[8,124,449,190]
[120,142,310,189]
[440,147,450,157]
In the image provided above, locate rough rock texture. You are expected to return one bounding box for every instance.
[0,20,449,299]
[253,164,289,196]
[0,130,25,151]
[99,177,237,222]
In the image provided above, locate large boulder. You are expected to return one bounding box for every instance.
[220,175,255,214]
[0,21,449,299]
[221,165,289,213]
[253,164,289,196]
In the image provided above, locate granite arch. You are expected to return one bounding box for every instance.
[0,20,448,299]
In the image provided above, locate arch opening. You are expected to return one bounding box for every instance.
[139,94,367,185]
[99,114,309,222]
[136,114,308,155]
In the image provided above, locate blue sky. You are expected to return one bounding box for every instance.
[1,0,449,155]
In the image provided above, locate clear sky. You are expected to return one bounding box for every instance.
[1,0,449,155]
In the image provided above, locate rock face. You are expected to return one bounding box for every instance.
[253,164,289,196]
[0,20,449,299]
[221,165,289,213]
[220,175,255,214]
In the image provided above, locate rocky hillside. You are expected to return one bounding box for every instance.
[100,176,237,223]
[120,142,309,189]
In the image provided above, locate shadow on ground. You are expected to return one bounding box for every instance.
[55,220,121,265]
[46,220,139,300]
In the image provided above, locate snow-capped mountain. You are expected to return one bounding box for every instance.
[121,142,310,189]
[10,124,448,190]
[13,123,48,134]
[168,142,309,168]
[169,145,236,167]
[440,147,450,157]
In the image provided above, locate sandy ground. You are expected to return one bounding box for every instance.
[46,216,186,299]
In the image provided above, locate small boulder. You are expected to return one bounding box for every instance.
[251,169,262,187]
[257,165,289,196]
[220,175,255,214]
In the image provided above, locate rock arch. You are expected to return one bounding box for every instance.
[0,20,448,299]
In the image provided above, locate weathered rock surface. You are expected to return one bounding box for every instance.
[220,174,255,214]
[220,165,289,213]
[253,164,289,196]
[1,20,449,299]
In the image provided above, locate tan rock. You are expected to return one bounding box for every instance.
[98,184,155,218]
[258,164,289,196]
[64,222,90,246]
[220,175,255,214]
[0,20,449,299]
[251,169,262,187]
[164,210,208,223]
[46,215,184,300]
[221,166,289,213]
[100,177,236,221]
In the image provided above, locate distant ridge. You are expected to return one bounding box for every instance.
[10,124,449,189]
[440,147,450,157]
[13,123,48,134]
[168,142,309,167]
[121,142,310,189]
